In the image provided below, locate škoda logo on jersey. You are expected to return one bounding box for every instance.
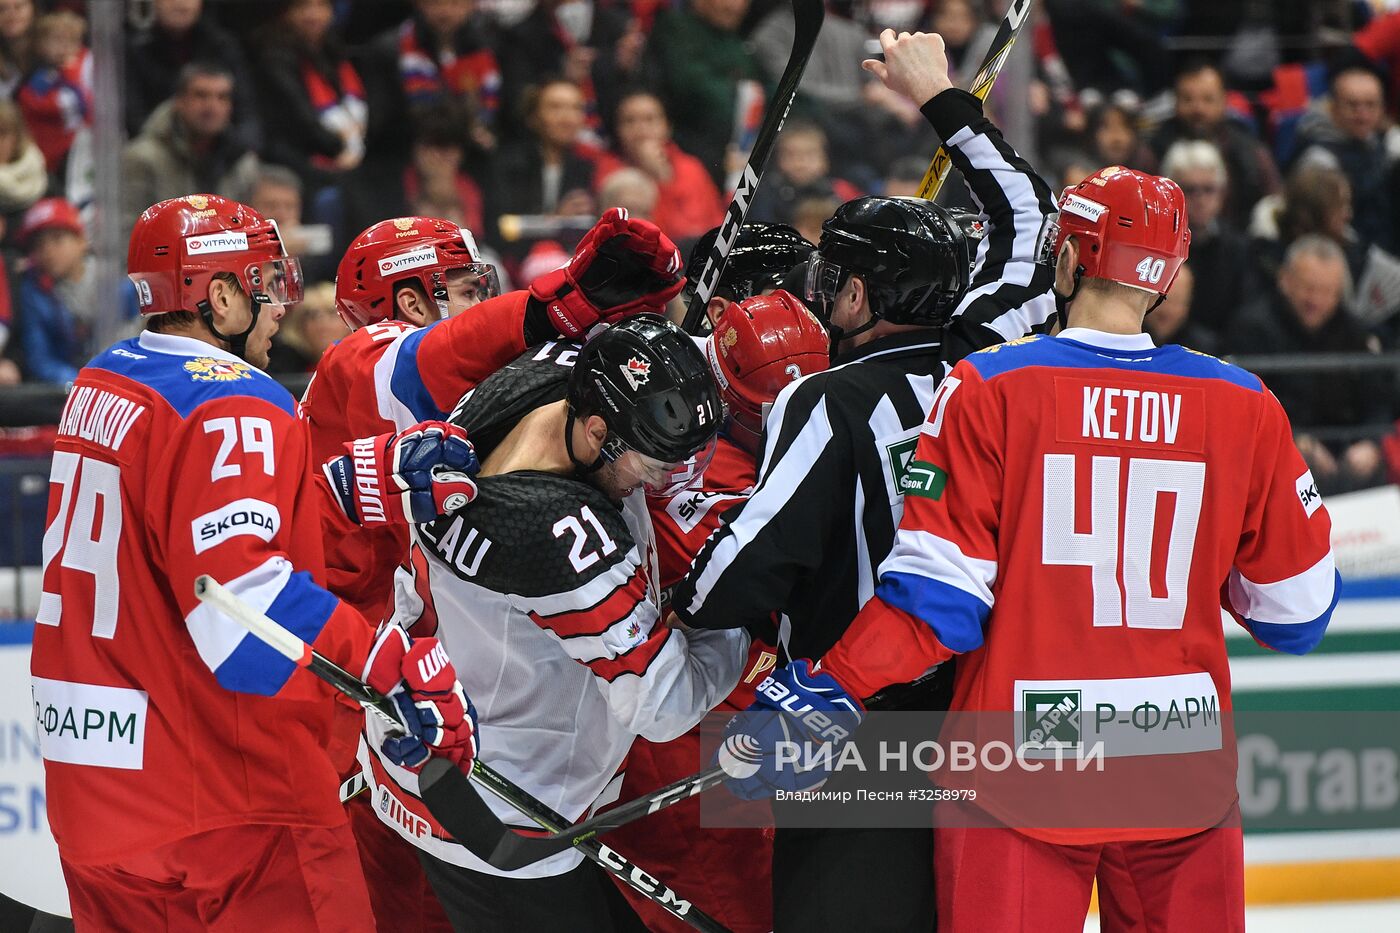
[620,356,651,390]
[184,357,252,382]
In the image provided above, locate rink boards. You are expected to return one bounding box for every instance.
[1,578,1398,913]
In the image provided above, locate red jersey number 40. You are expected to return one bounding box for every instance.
[1041,453,1205,630]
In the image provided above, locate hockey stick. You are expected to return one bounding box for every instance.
[680,0,825,335]
[424,759,730,871]
[191,575,732,933]
[916,0,1035,200]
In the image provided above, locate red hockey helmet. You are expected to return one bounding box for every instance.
[335,216,500,329]
[127,194,303,315]
[706,289,830,454]
[1049,166,1191,296]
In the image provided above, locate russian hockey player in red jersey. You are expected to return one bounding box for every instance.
[307,208,686,623]
[29,195,481,932]
[307,209,685,932]
[734,166,1340,931]
[610,289,830,933]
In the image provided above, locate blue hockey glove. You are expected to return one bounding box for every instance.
[714,659,864,800]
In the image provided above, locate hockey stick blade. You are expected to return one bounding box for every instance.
[917,0,1034,200]
[680,0,824,334]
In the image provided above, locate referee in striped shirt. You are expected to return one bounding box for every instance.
[671,30,1058,932]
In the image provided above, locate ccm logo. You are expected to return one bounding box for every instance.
[596,845,692,915]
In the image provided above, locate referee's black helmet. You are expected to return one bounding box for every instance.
[807,196,976,328]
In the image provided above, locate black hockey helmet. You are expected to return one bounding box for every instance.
[567,314,721,490]
[806,196,973,330]
[685,223,815,302]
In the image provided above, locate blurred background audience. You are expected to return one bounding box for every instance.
[0,0,1384,497]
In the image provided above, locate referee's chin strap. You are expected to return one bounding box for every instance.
[564,405,607,475]
[198,297,262,361]
[826,311,881,357]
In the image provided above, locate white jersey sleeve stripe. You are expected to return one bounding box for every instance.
[881,528,998,607]
[1227,552,1338,627]
[185,555,293,672]
[372,329,423,431]
[684,391,835,617]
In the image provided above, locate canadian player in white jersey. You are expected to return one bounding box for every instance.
[359,316,748,931]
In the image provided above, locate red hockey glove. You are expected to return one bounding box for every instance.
[364,625,479,774]
[530,207,685,337]
[325,421,479,525]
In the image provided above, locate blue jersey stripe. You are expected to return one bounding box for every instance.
[1242,569,1341,655]
[389,325,447,423]
[877,571,990,653]
[963,335,1263,392]
[211,571,336,694]
[87,338,296,419]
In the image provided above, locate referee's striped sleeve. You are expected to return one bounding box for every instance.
[673,373,850,630]
[921,89,1058,362]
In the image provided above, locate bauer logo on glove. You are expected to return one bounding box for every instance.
[715,659,864,800]
[325,420,480,525]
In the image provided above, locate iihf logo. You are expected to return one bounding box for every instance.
[620,356,651,390]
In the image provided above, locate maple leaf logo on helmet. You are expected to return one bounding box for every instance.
[620,356,651,390]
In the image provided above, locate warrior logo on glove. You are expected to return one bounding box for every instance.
[325,420,480,525]
[365,624,480,774]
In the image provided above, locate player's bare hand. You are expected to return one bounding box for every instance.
[862,29,954,107]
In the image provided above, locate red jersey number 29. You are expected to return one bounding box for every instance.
[1041,453,1205,630]
[37,451,122,638]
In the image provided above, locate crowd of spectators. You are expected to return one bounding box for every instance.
[0,0,1395,490]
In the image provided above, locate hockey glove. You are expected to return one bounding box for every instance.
[364,625,479,774]
[530,207,685,338]
[325,421,479,525]
[715,659,864,800]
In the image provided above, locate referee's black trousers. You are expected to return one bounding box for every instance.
[772,822,936,933]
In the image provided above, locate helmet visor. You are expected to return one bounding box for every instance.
[247,257,304,306]
[1035,209,1062,268]
[444,263,502,305]
[607,434,718,497]
[804,252,846,323]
